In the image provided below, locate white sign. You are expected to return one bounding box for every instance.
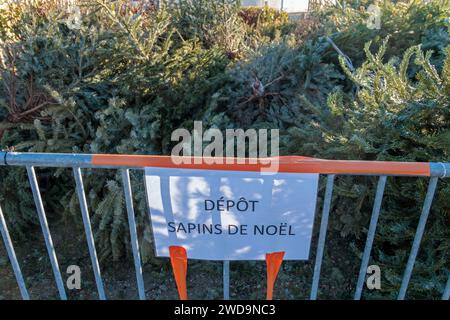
[145,168,319,260]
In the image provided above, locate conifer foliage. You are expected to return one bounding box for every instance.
[0,0,448,299]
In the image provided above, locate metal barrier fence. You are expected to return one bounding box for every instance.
[0,151,449,300]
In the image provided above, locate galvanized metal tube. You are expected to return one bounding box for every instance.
[4,152,93,168]
[73,167,106,300]
[430,162,450,178]
[0,204,30,300]
[223,260,230,300]
[354,176,387,300]
[2,152,449,178]
[310,174,335,300]
[121,169,146,300]
[398,177,438,300]
[26,166,67,300]
[442,276,450,300]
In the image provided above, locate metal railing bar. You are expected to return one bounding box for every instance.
[310,174,335,300]
[2,151,449,178]
[398,177,438,300]
[121,169,146,300]
[26,166,67,300]
[0,204,30,300]
[223,260,230,300]
[354,175,387,300]
[73,167,106,300]
[442,276,450,300]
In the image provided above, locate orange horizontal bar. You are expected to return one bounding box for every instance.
[91,154,430,176]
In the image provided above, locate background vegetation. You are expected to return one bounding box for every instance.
[0,0,448,299]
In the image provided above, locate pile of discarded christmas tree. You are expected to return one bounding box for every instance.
[0,0,448,299]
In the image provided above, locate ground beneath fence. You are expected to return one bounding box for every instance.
[0,218,360,300]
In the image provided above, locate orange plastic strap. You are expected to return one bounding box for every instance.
[265,251,285,300]
[91,154,430,176]
[169,246,188,300]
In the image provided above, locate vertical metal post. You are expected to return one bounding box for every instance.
[223,260,230,300]
[121,169,146,300]
[398,177,438,300]
[310,174,335,300]
[27,166,67,300]
[354,176,387,300]
[73,167,106,300]
[442,276,450,300]
[0,204,30,300]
